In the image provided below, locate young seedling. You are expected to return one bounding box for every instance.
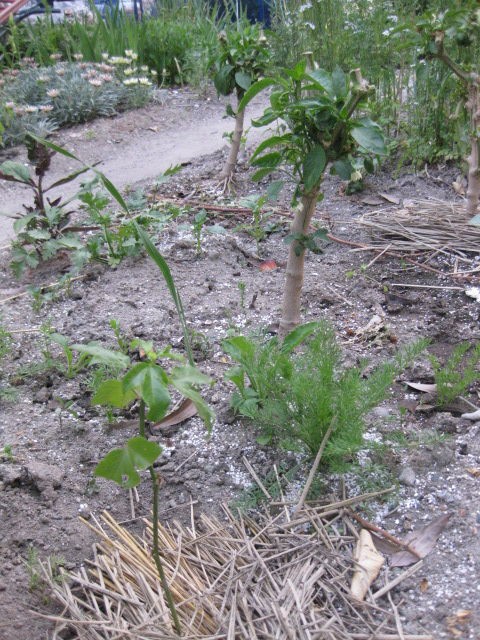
[213,21,271,190]
[88,341,214,636]
[192,210,208,255]
[239,60,386,336]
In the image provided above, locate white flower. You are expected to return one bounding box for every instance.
[73,53,84,61]
[50,53,62,60]
[101,52,109,60]
[47,89,59,98]
[124,68,135,76]
[138,77,151,86]
[88,79,102,87]
[123,78,139,85]
[5,101,15,108]
[305,21,315,30]
[39,105,54,112]
[24,105,38,113]
[299,2,312,12]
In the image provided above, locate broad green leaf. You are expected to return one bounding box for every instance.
[225,365,245,391]
[93,379,135,408]
[0,161,32,183]
[351,125,387,156]
[285,59,307,81]
[332,67,347,98]
[95,436,162,488]
[123,363,170,421]
[250,134,292,162]
[332,159,353,180]
[170,365,214,432]
[235,71,252,91]
[266,180,284,201]
[251,111,280,127]
[223,336,256,364]
[252,167,276,182]
[282,322,321,354]
[237,77,277,112]
[251,151,283,169]
[303,145,327,192]
[256,434,272,445]
[214,64,234,95]
[306,69,334,96]
[71,344,130,369]
[26,229,51,240]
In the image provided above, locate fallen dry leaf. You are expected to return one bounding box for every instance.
[390,514,450,567]
[378,192,401,204]
[259,260,278,272]
[466,467,480,478]
[360,196,383,206]
[405,381,437,394]
[419,577,429,593]
[152,398,198,431]
[461,409,480,421]
[350,529,385,601]
[447,609,472,637]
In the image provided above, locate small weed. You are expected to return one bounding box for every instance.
[238,281,246,310]
[231,463,299,514]
[430,342,480,408]
[192,210,208,255]
[1,444,14,462]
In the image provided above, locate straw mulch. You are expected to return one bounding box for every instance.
[359,199,480,256]
[41,494,433,640]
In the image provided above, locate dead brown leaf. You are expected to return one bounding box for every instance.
[350,529,385,601]
[447,609,472,637]
[419,577,429,593]
[390,514,450,567]
[152,398,198,432]
[259,260,278,272]
[466,467,480,478]
[405,381,437,394]
[379,192,401,204]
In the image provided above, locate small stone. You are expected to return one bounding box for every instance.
[0,463,23,486]
[32,387,52,403]
[459,443,468,455]
[398,466,416,486]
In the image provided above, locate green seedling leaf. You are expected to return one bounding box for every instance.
[169,366,214,431]
[282,321,321,354]
[237,77,277,112]
[351,124,387,156]
[71,344,130,369]
[0,161,32,184]
[225,365,246,391]
[95,436,162,488]
[123,363,171,421]
[93,379,136,408]
[223,336,256,364]
[303,145,327,192]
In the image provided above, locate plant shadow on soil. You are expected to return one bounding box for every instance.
[0,100,479,639]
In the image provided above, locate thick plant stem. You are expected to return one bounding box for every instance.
[279,187,320,338]
[139,401,182,636]
[466,81,480,217]
[220,93,245,182]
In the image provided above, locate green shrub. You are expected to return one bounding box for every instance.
[224,322,428,467]
[430,342,480,408]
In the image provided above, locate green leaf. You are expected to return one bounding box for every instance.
[256,434,272,445]
[46,164,94,191]
[306,69,334,96]
[250,134,292,162]
[71,344,130,369]
[214,64,235,95]
[0,160,32,184]
[266,180,284,201]
[332,67,347,98]
[223,336,256,364]
[332,159,353,180]
[94,436,162,488]
[235,71,252,91]
[123,363,171,421]
[281,322,320,354]
[303,145,327,192]
[251,151,283,169]
[252,167,276,182]
[225,365,245,391]
[134,224,194,366]
[237,77,277,113]
[93,379,135,408]
[169,365,214,431]
[351,125,387,156]
[251,111,280,127]
[285,59,307,81]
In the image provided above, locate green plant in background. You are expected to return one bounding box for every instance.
[213,20,272,188]
[0,136,91,276]
[430,342,480,408]
[240,61,386,336]
[1,444,14,462]
[224,321,428,467]
[399,2,480,216]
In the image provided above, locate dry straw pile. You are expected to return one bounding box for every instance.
[41,493,432,640]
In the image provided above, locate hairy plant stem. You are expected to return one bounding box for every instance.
[279,186,320,338]
[139,400,182,636]
[220,92,245,182]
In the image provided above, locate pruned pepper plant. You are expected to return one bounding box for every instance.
[239,60,387,336]
[213,21,272,189]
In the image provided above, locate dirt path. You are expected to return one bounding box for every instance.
[0,88,268,242]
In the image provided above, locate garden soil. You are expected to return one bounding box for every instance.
[0,88,479,639]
